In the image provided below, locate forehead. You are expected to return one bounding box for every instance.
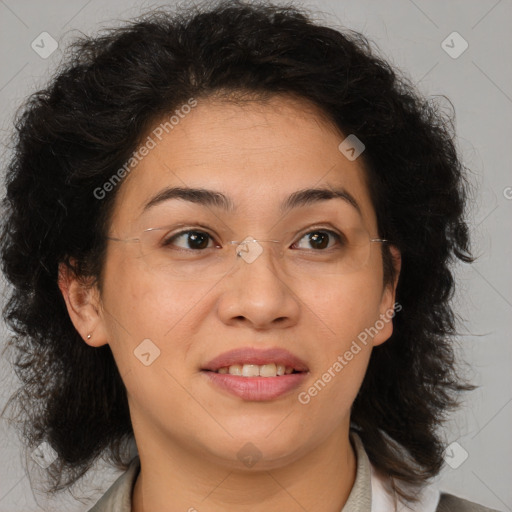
[110,95,377,230]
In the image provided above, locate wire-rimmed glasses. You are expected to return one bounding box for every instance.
[106,222,388,281]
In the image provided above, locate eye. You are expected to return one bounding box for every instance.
[293,229,344,251]
[162,230,218,250]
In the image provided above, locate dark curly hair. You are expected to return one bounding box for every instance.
[1,0,475,504]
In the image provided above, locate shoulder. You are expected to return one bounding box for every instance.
[88,455,140,512]
[436,492,502,512]
[349,431,502,512]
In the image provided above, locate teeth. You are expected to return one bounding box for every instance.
[259,363,277,377]
[242,364,260,377]
[228,364,242,376]
[217,363,295,377]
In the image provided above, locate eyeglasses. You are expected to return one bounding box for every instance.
[107,222,389,281]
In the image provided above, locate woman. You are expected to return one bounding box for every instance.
[0,1,500,511]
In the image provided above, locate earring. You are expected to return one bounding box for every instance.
[87,334,92,340]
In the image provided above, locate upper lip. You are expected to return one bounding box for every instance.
[202,347,309,372]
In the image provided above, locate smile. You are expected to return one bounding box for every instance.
[214,363,298,377]
[201,347,309,401]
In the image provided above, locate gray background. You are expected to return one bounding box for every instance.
[0,0,511,510]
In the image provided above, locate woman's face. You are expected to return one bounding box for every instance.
[67,94,399,469]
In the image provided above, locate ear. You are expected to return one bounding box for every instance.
[372,245,401,347]
[57,261,109,347]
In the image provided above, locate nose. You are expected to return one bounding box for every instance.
[216,239,300,330]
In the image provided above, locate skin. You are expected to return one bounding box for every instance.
[59,94,401,512]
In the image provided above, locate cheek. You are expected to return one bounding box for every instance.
[295,271,385,409]
[302,269,386,343]
[100,253,208,367]
[100,262,210,424]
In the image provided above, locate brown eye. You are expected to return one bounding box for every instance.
[294,230,343,250]
[164,230,214,250]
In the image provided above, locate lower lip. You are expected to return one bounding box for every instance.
[202,371,307,401]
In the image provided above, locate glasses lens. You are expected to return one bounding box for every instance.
[138,228,234,280]
[278,227,372,276]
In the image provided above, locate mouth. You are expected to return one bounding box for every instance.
[206,363,303,377]
[201,348,309,401]
[201,347,309,374]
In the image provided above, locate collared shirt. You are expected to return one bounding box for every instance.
[88,432,500,512]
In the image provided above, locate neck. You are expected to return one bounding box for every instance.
[131,424,357,512]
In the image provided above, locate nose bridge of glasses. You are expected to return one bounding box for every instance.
[230,237,282,266]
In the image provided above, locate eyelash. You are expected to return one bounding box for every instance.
[161,226,345,251]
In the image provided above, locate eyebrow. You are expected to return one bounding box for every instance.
[142,185,361,216]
